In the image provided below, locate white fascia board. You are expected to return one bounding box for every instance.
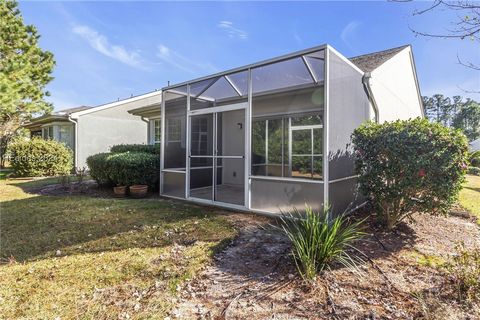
[407,46,425,118]
[326,45,365,75]
[70,90,162,119]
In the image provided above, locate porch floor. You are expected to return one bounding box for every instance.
[190,184,244,206]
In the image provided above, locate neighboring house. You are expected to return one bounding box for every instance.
[470,138,480,151]
[152,44,423,216]
[24,91,162,168]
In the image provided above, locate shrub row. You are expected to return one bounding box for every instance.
[110,144,160,154]
[9,138,73,177]
[87,151,159,188]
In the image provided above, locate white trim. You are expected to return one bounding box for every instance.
[188,102,247,116]
[329,175,358,184]
[407,46,425,118]
[250,175,323,184]
[326,45,365,75]
[70,90,162,118]
[161,169,186,173]
[40,121,72,128]
[323,47,330,209]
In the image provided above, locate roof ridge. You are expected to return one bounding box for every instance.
[349,44,410,60]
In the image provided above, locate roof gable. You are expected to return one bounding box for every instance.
[349,45,409,72]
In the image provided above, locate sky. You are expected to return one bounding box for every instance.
[18,1,480,110]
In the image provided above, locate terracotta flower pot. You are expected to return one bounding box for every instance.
[113,186,127,197]
[129,185,148,198]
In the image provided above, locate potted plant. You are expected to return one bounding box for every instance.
[113,185,127,197]
[129,184,148,198]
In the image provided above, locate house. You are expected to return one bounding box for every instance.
[470,138,480,151]
[24,91,162,168]
[147,44,423,216]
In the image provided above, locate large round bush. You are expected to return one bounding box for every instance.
[9,138,73,177]
[352,118,469,230]
[87,151,159,188]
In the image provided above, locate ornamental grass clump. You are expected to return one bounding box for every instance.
[352,118,469,230]
[280,206,365,280]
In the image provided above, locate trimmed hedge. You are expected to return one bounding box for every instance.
[86,153,111,185]
[87,151,159,188]
[9,138,73,177]
[352,118,469,230]
[110,144,160,155]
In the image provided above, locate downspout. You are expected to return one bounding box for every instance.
[140,116,150,144]
[67,115,78,168]
[362,72,379,123]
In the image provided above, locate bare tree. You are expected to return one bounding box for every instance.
[393,1,479,92]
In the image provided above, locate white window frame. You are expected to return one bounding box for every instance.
[149,118,161,145]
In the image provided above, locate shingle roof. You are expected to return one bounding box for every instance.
[349,45,409,72]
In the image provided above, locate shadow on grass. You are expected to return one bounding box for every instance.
[0,195,236,263]
[463,186,480,193]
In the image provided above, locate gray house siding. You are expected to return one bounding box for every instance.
[327,50,370,214]
[75,100,149,168]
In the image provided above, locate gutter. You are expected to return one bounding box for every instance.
[67,115,78,169]
[362,72,379,123]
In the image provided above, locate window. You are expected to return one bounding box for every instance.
[42,126,54,140]
[167,117,182,143]
[251,113,323,180]
[150,119,161,145]
[58,125,73,149]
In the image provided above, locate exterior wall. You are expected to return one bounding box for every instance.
[75,97,153,167]
[370,47,423,122]
[327,48,370,214]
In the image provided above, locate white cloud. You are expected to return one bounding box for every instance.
[72,25,143,68]
[217,20,248,40]
[156,44,218,75]
[341,20,360,45]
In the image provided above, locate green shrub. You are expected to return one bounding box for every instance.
[468,166,480,176]
[444,244,480,302]
[86,153,112,185]
[9,138,73,177]
[469,151,480,168]
[280,206,365,280]
[352,118,469,230]
[110,144,159,154]
[107,152,159,187]
[87,152,159,188]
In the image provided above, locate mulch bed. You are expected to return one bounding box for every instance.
[34,181,160,199]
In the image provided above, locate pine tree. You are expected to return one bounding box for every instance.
[0,0,55,167]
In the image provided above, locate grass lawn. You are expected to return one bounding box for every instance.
[0,178,236,319]
[459,174,480,223]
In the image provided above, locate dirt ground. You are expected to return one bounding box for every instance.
[170,209,480,320]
